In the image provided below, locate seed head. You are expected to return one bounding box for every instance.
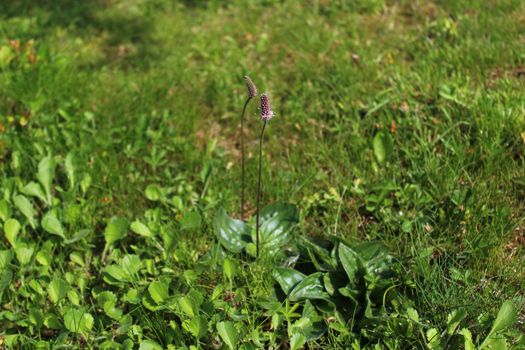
[243,76,257,98]
[260,93,274,121]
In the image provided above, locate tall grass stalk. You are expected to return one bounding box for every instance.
[240,76,257,219]
[255,120,267,257]
[256,93,273,257]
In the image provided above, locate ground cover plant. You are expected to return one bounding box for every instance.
[0,0,524,349]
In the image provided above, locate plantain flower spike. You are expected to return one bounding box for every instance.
[260,93,274,121]
[243,76,257,98]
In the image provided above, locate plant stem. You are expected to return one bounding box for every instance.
[256,120,267,258]
[240,97,251,219]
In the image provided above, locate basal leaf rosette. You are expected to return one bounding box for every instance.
[214,203,299,257]
[272,238,400,325]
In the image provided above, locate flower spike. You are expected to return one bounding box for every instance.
[243,76,257,98]
[260,93,274,121]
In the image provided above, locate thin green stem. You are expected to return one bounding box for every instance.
[240,97,251,219]
[256,120,267,258]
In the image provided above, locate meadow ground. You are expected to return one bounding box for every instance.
[0,0,524,349]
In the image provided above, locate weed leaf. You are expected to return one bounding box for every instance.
[4,218,21,247]
[42,210,66,239]
[104,216,128,248]
[37,156,56,204]
[214,208,250,253]
[289,272,329,302]
[257,203,299,255]
[63,307,93,334]
[217,321,238,349]
[338,244,361,282]
[13,195,37,228]
[273,267,306,295]
[372,131,394,163]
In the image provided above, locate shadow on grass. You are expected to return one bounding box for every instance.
[0,0,161,67]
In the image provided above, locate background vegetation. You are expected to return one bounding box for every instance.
[0,0,524,349]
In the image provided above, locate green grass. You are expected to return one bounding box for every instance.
[0,0,524,349]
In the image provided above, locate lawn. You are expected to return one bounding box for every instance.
[0,0,524,349]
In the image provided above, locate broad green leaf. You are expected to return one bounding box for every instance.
[104,304,123,321]
[69,252,86,266]
[21,182,46,203]
[3,335,19,348]
[29,308,44,327]
[131,220,154,238]
[223,258,239,280]
[10,150,21,171]
[300,236,338,271]
[103,265,128,283]
[160,225,176,252]
[104,255,142,285]
[372,131,394,163]
[0,45,15,67]
[37,156,56,204]
[104,216,128,247]
[14,242,34,265]
[148,280,169,304]
[80,173,92,194]
[426,328,441,349]
[0,249,13,269]
[145,184,163,201]
[290,314,325,342]
[272,267,306,294]
[179,295,198,317]
[0,199,11,221]
[2,177,15,200]
[355,241,393,279]
[44,313,62,329]
[97,291,122,320]
[338,244,361,282]
[0,269,12,302]
[460,328,475,350]
[68,289,80,306]
[42,210,66,239]
[143,292,163,311]
[139,340,163,350]
[63,307,93,334]
[289,332,307,350]
[65,152,79,189]
[28,279,45,296]
[354,241,390,261]
[178,289,204,317]
[172,196,184,210]
[117,314,133,335]
[214,208,251,253]
[407,308,420,322]
[482,337,507,350]
[183,315,208,339]
[96,291,117,308]
[338,285,361,303]
[123,289,141,304]
[180,211,202,230]
[302,300,317,319]
[121,254,142,278]
[289,272,330,302]
[4,218,21,247]
[13,195,37,228]
[257,203,299,255]
[489,301,517,335]
[481,300,517,349]
[48,277,70,304]
[217,321,238,349]
[64,229,89,245]
[447,309,467,335]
